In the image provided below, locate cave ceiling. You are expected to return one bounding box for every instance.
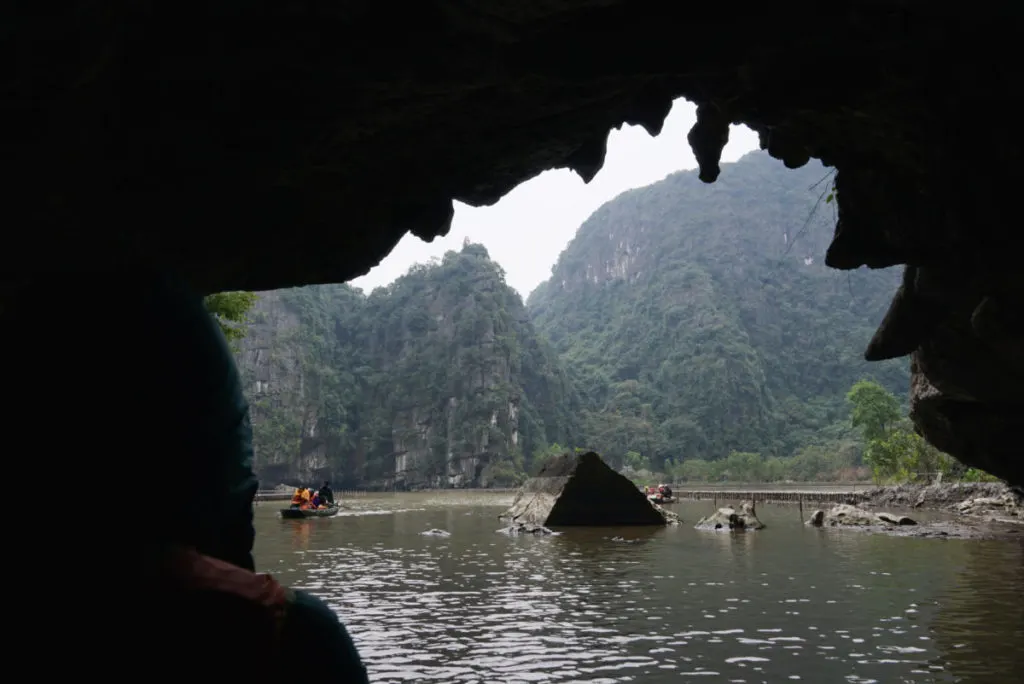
[6,1,1023,485]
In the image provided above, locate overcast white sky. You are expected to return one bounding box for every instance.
[350,99,760,300]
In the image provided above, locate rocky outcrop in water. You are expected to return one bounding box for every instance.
[695,502,765,531]
[806,501,1024,540]
[808,503,916,528]
[497,523,556,536]
[956,492,1021,523]
[875,512,918,526]
[653,504,682,526]
[499,451,671,527]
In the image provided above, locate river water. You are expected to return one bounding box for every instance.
[253,492,1022,683]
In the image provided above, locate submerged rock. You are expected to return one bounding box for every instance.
[497,523,556,536]
[653,503,682,525]
[695,501,765,531]
[420,529,451,537]
[808,503,917,527]
[808,503,873,526]
[807,502,1024,540]
[499,451,673,527]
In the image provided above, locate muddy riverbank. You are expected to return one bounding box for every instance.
[859,482,1021,519]
[807,483,1022,540]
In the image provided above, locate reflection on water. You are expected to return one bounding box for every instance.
[253,493,1021,683]
[930,539,1024,683]
[287,520,311,550]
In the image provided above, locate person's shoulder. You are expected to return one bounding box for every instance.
[282,590,369,683]
[286,589,340,627]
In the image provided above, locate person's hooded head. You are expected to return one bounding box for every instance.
[2,266,258,570]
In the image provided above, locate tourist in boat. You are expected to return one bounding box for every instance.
[318,481,335,506]
[4,266,369,681]
[291,487,312,509]
[310,491,322,508]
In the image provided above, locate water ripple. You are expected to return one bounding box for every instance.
[253,497,1022,683]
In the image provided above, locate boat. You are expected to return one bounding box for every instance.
[645,484,676,505]
[279,504,340,519]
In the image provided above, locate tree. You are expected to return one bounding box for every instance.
[846,379,901,443]
[204,291,258,346]
[864,425,957,484]
[624,450,651,473]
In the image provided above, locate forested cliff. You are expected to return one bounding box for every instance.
[237,244,580,489]
[528,152,909,475]
[237,152,909,487]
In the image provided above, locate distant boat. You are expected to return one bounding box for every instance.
[646,484,675,505]
[279,505,340,519]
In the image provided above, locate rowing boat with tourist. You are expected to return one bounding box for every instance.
[645,483,675,504]
[280,481,340,519]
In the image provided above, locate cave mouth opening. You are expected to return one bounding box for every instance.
[6,6,1022,490]
[239,97,975,493]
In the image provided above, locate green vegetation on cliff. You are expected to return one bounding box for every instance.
[237,244,579,488]
[239,152,969,488]
[528,152,910,478]
[204,291,258,347]
[845,378,998,484]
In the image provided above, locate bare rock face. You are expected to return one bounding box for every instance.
[869,266,1024,487]
[695,502,765,531]
[653,503,682,526]
[499,451,670,527]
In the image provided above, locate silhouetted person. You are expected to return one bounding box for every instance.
[319,481,335,505]
[2,266,367,680]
